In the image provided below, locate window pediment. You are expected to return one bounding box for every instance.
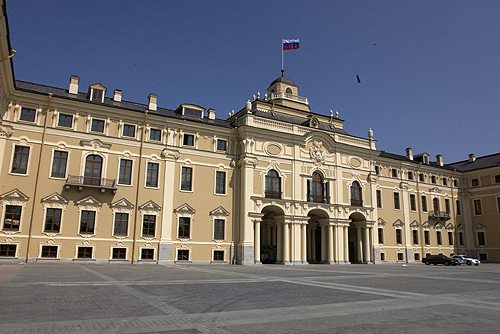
[139,200,161,214]
[393,219,404,228]
[111,198,134,213]
[209,206,229,217]
[1,189,29,205]
[41,193,68,209]
[76,195,102,210]
[174,203,196,216]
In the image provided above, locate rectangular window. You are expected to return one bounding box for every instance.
[178,217,190,238]
[0,244,16,257]
[471,178,479,187]
[445,199,451,214]
[214,219,224,240]
[376,190,382,208]
[213,250,224,261]
[150,129,161,141]
[448,231,454,245]
[146,162,159,187]
[184,108,202,117]
[112,248,126,259]
[91,89,103,102]
[410,194,416,211]
[380,253,385,261]
[419,173,425,182]
[20,107,36,122]
[436,231,442,245]
[412,230,419,245]
[215,171,226,194]
[123,124,135,137]
[375,165,380,175]
[456,200,462,215]
[391,168,398,178]
[181,167,192,191]
[91,119,105,132]
[79,210,95,234]
[177,249,189,260]
[495,175,500,183]
[141,249,154,260]
[44,208,61,233]
[424,231,430,245]
[396,229,402,244]
[217,139,227,151]
[77,247,92,259]
[479,253,488,261]
[11,145,30,174]
[58,114,73,127]
[443,178,448,186]
[142,215,156,237]
[378,228,384,244]
[119,159,133,185]
[474,199,482,215]
[3,205,21,231]
[397,253,404,261]
[183,134,194,146]
[114,213,128,236]
[458,231,464,246]
[393,192,400,210]
[454,179,458,187]
[414,253,420,261]
[41,245,58,258]
[497,197,500,214]
[431,176,436,184]
[51,151,68,178]
[407,171,413,180]
[421,196,428,212]
[477,231,486,246]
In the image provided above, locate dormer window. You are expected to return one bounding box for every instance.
[88,83,107,103]
[184,108,202,117]
[285,87,292,95]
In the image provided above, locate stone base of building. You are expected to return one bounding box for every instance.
[158,242,173,264]
[236,244,254,265]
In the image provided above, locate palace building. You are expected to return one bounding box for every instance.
[1,4,499,265]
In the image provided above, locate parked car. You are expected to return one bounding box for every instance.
[452,254,480,266]
[422,254,459,266]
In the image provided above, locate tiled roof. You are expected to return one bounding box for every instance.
[378,151,455,170]
[15,80,233,128]
[446,152,500,172]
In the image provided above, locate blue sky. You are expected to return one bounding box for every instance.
[6,1,500,163]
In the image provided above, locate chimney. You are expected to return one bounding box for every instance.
[69,75,79,94]
[207,108,215,120]
[436,154,443,166]
[406,147,413,160]
[113,89,122,102]
[469,154,475,162]
[148,93,157,111]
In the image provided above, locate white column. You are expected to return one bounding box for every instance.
[254,219,261,264]
[344,225,349,263]
[363,227,370,263]
[369,227,374,263]
[321,224,327,262]
[301,223,307,263]
[311,226,317,261]
[328,224,334,263]
[277,223,282,263]
[357,227,363,262]
[283,222,290,263]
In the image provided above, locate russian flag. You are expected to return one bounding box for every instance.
[283,39,299,50]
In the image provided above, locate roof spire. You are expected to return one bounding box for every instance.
[281,69,284,77]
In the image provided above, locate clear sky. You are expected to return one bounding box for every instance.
[6,1,500,164]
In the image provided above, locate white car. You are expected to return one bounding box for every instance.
[452,254,480,266]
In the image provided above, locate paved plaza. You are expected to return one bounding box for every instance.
[1,262,500,333]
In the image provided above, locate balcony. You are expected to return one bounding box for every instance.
[270,92,309,105]
[428,210,451,221]
[65,175,117,193]
[351,199,363,207]
[307,194,330,204]
[265,191,282,199]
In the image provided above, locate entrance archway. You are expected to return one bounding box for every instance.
[347,212,372,263]
[259,205,284,264]
[307,209,329,263]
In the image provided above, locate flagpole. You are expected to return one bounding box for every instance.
[281,39,284,76]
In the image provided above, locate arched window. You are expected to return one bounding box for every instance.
[84,155,102,185]
[308,172,328,203]
[265,169,281,199]
[351,181,362,207]
[285,87,292,95]
[433,198,439,213]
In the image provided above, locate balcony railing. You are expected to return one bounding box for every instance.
[265,191,282,199]
[428,210,451,221]
[65,175,117,193]
[307,194,330,204]
[270,92,309,105]
[351,199,363,207]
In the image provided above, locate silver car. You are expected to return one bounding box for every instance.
[452,254,480,266]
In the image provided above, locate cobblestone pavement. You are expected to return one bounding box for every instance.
[1,263,500,333]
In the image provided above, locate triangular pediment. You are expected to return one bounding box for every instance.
[41,193,68,205]
[111,198,134,211]
[89,83,107,91]
[445,223,455,231]
[473,223,486,230]
[210,206,230,217]
[410,220,420,228]
[139,200,161,213]
[76,195,102,208]
[434,222,443,230]
[457,223,465,230]
[422,221,431,229]
[377,218,386,226]
[393,219,404,228]
[0,188,29,202]
[174,203,196,215]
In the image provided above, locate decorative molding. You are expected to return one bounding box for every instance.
[139,200,161,214]
[79,138,112,150]
[110,198,134,213]
[40,193,68,209]
[309,141,326,166]
[161,149,180,161]
[76,195,103,211]
[0,189,29,206]
[209,206,230,218]
[0,124,13,138]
